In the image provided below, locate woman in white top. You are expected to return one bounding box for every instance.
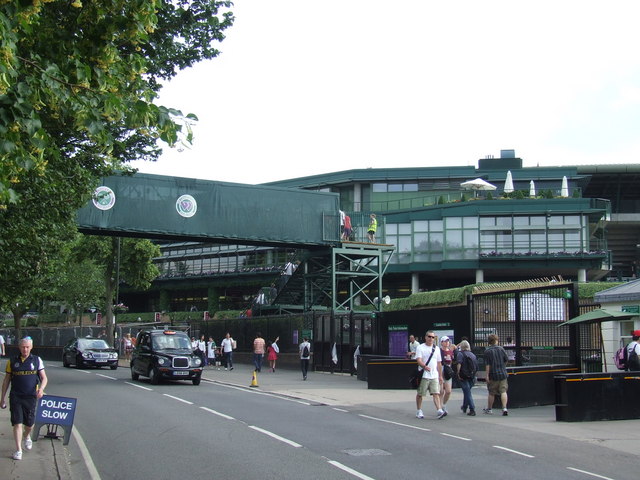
[267,336,280,372]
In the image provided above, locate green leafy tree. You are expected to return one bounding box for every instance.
[55,256,104,326]
[75,236,161,346]
[0,1,233,338]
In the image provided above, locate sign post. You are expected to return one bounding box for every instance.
[33,395,77,445]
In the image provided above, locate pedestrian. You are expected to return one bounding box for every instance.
[406,334,420,359]
[122,333,134,361]
[367,213,377,243]
[197,335,207,366]
[0,337,48,461]
[0,332,5,357]
[484,334,509,416]
[626,331,640,371]
[207,337,217,368]
[439,336,455,413]
[267,336,280,372]
[342,213,352,241]
[253,332,265,372]
[221,332,234,370]
[414,331,445,419]
[456,340,478,416]
[300,337,311,380]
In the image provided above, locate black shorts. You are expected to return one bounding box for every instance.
[10,394,37,427]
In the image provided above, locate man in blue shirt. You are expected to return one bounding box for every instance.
[1,337,48,461]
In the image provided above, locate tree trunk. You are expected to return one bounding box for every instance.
[11,305,27,343]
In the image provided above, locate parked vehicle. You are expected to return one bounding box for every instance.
[130,329,203,385]
[62,337,118,370]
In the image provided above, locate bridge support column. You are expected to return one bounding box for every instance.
[411,273,419,294]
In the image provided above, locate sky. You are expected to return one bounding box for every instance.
[129,1,640,184]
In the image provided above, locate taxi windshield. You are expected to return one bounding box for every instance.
[152,334,191,351]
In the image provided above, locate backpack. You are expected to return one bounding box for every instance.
[628,343,640,371]
[459,351,477,380]
[302,344,309,358]
[614,345,628,371]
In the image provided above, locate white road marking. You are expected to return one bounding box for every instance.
[124,381,152,391]
[162,394,193,405]
[493,445,535,458]
[72,428,102,480]
[567,467,615,480]
[95,374,117,380]
[333,407,349,412]
[358,414,431,432]
[200,406,235,420]
[328,460,376,480]
[211,381,311,405]
[440,432,472,441]
[248,425,302,448]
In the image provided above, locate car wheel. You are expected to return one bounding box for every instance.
[130,364,139,381]
[110,365,118,370]
[149,366,160,385]
[76,356,83,368]
[192,377,201,386]
[62,356,70,368]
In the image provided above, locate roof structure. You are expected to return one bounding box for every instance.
[594,279,640,303]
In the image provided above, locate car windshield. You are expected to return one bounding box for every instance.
[78,339,109,350]
[152,334,191,351]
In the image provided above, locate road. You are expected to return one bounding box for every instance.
[42,362,637,480]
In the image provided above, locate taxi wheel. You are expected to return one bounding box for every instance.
[149,366,160,385]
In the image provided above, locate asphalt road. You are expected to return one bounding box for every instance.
[41,362,638,480]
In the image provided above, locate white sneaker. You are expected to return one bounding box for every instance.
[24,437,32,450]
[416,409,424,419]
[12,450,22,460]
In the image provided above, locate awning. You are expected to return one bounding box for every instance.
[557,308,636,327]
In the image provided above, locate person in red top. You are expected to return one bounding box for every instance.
[342,214,352,241]
[253,332,266,373]
[439,336,456,414]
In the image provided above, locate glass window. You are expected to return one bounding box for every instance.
[404,183,418,192]
[429,233,444,251]
[398,236,412,253]
[414,233,428,252]
[530,216,546,226]
[372,183,387,192]
[463,230,478,248]
[480,217,496,227]
[414,220,428,232]
[463,217,478,228]
[398,223,412,234]
[446,230,463,249]
[496,217,512,228]
[386,224,398,235]
[429,220,443,232]
[388,184,403,192]
[446,217,462,229]
[513,216,529,226]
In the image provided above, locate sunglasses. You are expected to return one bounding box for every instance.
[427,335,436,338]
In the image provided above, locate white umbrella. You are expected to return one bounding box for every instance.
[504,170,514,193]
[460,178,497,191]
[561,176,569,197]
[529,180,536,197]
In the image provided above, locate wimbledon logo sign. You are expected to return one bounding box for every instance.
[176,194,197,218]
[92,186,116,210]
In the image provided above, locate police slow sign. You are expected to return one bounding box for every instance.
[34,395,77,445]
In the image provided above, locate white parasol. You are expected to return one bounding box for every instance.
[529,180,536,197]
[460,178,497,191]
[504,171,514,193]
[561,176,569,197]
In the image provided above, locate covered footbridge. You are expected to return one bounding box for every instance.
[77,173,394,311]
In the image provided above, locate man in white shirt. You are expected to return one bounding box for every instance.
[0,334,5,357]
[414,331,445,419]
[221,333,235,371]
[406,335,420,359]
[627,331,640,371]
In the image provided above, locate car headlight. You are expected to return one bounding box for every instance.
[191,357,202,367]
[82,352,93,359]
[157,357,168,366]
[109,353,118,359]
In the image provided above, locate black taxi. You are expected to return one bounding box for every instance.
[130,329,203,385]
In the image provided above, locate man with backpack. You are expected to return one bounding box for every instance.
[299,337,311,380]
[0,337,48,461]
[627,331,640,371]
[456,340,478,416]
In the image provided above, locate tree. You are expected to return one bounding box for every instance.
[75,236,161,346]
[0,1,233,336]
[55,257,104,326]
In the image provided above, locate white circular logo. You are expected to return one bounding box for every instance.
[92,186,116,211]
[176,194,197,218]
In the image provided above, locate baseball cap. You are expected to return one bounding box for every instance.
[440,336,450,343]
[633,330,640,337]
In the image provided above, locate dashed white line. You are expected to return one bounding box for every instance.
[440,432,471,441]
[248,425,302,448]
[566,467,615,480]
[493,445,535,458]
[333,408,349,412]
[328,460,376,480]
[200,406,235,420]
[95,374,117,380]
[163,394,193,405]
[358,414,431,432]
[124,381,153,391]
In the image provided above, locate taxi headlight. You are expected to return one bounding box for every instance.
[191,357,202,367]
[157,357,169,366]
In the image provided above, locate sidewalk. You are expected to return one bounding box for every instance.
[0,405,72,479]
[198,362,640,457]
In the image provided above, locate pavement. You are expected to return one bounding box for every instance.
[2,360,639,479]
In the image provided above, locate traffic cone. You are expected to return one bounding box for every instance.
[250,370,259,388]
